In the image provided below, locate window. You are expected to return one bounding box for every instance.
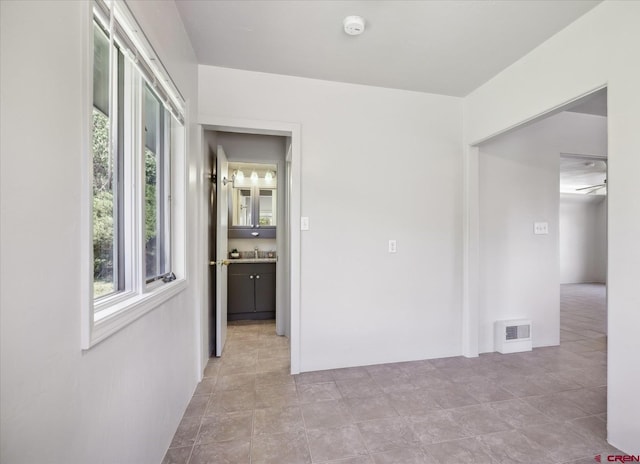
[92,21,124,299]
[83,0,186,348]
[143,85,171,283]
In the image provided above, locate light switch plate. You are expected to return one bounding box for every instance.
[388,239,397,253]
[301,217,309,231]
[534,222,549,235]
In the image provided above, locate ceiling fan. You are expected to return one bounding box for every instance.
[576,178,606,194]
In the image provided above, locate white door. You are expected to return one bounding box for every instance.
[215,145,229,356]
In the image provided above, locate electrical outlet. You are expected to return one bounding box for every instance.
[534,222,549,235]
[388,239,397,253]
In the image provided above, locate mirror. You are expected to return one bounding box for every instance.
[229,162,277,229]
[259,189,276,226]
[232,188,252,226]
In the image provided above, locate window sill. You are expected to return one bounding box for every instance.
[84,278,187,349]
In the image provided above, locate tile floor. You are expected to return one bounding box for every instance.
[163,283,620,464]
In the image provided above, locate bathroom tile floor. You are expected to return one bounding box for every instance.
[163,284,622,464]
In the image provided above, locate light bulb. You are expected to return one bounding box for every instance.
[235,169,244,181]
[265,171,273,183]
[251,171,259,182]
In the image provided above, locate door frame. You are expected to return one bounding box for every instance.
[462,84,608,358]
[198,115,302,374]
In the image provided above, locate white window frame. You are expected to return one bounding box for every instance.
[142,84,173,285]
[81,0,187,349]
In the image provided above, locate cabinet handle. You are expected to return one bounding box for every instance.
[249,275,254,279]
[255,275,260,279]
[251,232,259,236]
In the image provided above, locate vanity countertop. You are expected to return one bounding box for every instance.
[227,258,277,264]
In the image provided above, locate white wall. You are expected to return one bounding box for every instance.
[199,66,464,371]
[478,122,560,352]
[216,132,287,163]
[560,194,607,284]
[465,1,640,453]
[0,2,200,463]
[478,111,607,353]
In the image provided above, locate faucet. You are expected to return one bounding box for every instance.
[254,246,259,259]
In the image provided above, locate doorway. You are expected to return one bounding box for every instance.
[473,87,608,354]
[466,88,609,424]
[557,89,608,353]
[559,154,607,291]
[558,152,607,356]
[199,118,302,374]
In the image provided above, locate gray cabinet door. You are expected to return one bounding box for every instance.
[227,263,276,319]
[254,270,276,313]
[228,266,255,314]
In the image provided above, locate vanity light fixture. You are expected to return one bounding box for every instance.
[223,167,277,186]
[222,169,244,186]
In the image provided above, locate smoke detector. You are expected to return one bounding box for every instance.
[343,16,365,36]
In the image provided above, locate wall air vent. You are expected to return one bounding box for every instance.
[495,319,532,354]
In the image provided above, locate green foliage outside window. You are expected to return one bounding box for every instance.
[93,110,160,296]
[93,109,114,298]
[144,148,157,244]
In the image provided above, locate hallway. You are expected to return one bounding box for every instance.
[163,284,617,464]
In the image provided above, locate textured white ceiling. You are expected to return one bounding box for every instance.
[559,88,608,195]
[175,0,602,96]
[560,156,607,195]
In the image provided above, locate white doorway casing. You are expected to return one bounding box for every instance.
[198,116,302,374]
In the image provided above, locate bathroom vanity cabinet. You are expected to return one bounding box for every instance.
[227,262,276,320]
